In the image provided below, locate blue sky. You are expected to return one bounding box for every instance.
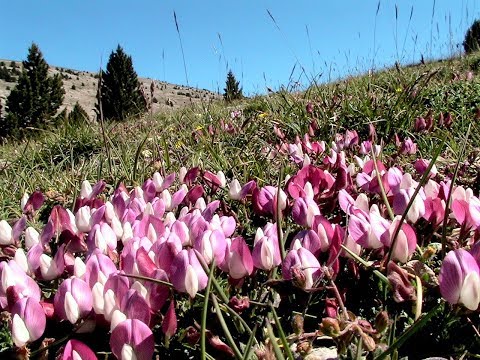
[1,1,478,95]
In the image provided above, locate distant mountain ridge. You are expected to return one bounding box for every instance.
[0,59,221,119]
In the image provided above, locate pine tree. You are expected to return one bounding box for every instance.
[68,102,89,125]
[464,19,480,54]
[97,45,146,121]
[223,70,243,102]
[2,43,64,137]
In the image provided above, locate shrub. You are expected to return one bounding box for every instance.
[0,66,14,82]
[2,43,64,138]
[96,45,146,121]
[464,19,480,54]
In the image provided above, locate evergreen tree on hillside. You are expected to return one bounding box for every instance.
[2,43,64,137]
[68,102,89,125]
[223,70,243,102]
[464,19,480,54]
[97,45,146,121]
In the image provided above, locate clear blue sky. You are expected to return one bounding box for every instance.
[1,1,478,95]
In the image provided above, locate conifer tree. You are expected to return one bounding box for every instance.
[68,102,89,125]
[464,19,480,54]
[97,45,146,121]
[2,43,64,137]
[223,70,243,102]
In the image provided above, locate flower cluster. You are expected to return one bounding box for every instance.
[0,124,479,358]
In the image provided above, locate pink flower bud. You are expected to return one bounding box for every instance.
[282,247,321,289]
[10,297,46,347]
[54,277,93,324]
[381,217,417,263]
[24,227,40,250]
[110,319,154,360]
[439,249,480,311]
[171,249,208,298]
[252,228,281,271]
[61,339,97,360]
[0,220,13,245]
[225,236,253,279]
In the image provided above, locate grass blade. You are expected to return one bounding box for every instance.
[375,301,444,360]
[211,294,243,360]
[269,304,294,360]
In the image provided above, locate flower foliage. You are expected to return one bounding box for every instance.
[1,122,480,358]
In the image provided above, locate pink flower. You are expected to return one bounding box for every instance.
[112,289,151,330]
[170,249,208,298]
[61,339,97,360]
[399,137,417,155]
[252,226,281,271]
[348,207,386,250]
[344,130,359,148]
[291,230,321,257]
[203,170,226,190]
[83,249,117,287]
[110,319,154,360]
[21,191,44,216]
[414,159,437,178]
[381,217,417,263]
[0,260,41,310]
[292,197,320,227]
[10,297,46,347]
[194,229,227,265]
[54,277,93,324]
[223,237,254,279]
[414,117,427,132]
[439,249,480,311]
[253,186,287,217]
[312,215,335,253]
[391,173,426,223]
[282,244,322,289]
[0,220,14,245]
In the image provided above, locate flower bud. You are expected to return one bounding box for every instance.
[375,310,389,333]
[320,317,340,337]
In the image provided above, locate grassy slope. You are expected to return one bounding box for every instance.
[2,52,480,220]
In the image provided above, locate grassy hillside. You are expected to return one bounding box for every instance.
[2,52,480,220]
[0,59,220,120]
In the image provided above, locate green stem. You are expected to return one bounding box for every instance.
[241,323,259,360]
[340,245,389,285]
[269,304,295,360]
[201,261,216,360]
[266,319,286,360]
[376,301,444,360]
[119,273,174,288]
[371,148,394,221]
[211,294,243,360]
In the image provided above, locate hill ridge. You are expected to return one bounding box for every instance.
[0,59,221,119]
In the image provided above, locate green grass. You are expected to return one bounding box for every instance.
[2,52,480,220]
